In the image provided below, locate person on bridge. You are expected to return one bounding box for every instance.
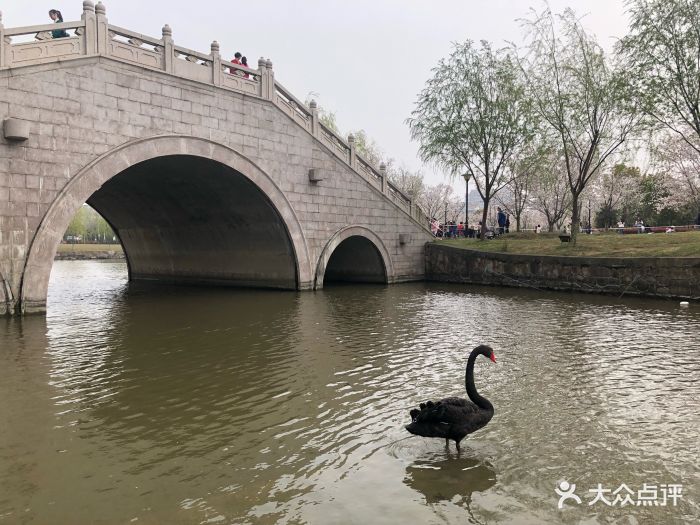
[241,56,250,79]
[49,9,69,39]
[230,52,242,75]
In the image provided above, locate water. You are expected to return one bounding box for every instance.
[1,260,698,524]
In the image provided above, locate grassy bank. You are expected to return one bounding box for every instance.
[439,231,700,257]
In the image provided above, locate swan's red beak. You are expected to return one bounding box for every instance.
[490,352,496,363]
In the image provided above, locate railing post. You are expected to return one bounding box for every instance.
[257,57,268,99]
[309,100,319,138]
[162,24,173,73]
[379,162,388,194]
[265,59,275,100]
[82,1,97,55]
[348,133,357,169]
[210,40,221,87]
[0,11,6,69]
[95,1,108,54]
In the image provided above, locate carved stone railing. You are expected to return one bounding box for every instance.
[0,1,430,231]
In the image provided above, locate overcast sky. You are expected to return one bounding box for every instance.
[2,1,630,188]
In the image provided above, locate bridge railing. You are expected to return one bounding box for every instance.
[0,1,430,232]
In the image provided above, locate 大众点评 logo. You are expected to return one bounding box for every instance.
[555,481,682,509]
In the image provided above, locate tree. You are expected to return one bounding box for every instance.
[305,93,339,133]
[652,131,700,212]
[497,138,551,231]
[518,8,641,243]
[350,129,383,166]
[594,163,642,227]
[63,204,116,243]
[620,0,700,154]
[408,40,533,240]
[638,173,670,223]
[417,184,454,224]
[529,151,572,232]
[64,205,87,241]
[388,166,425,202]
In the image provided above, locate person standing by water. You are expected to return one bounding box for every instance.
[497,207,506,235]
[49,9,69,39]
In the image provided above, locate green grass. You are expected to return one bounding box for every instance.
[57,243,123,253]
[439,231,700,257]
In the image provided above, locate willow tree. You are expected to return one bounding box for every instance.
[518,8,640,243]
[620,0,700,154]
[408,40,533,240]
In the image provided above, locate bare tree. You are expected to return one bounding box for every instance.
[497,139,550,231]
[417,184,454,224]
[530,152,572,231]
[388,166,425,202]
[518,8,641,243]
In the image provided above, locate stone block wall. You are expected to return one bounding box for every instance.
[426,243,700,300]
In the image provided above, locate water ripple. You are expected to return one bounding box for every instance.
[0,264,698,524]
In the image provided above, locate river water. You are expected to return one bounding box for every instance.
[1,260,698,524]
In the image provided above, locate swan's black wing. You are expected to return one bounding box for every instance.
[405,400,452,439]
[406,397,492,439]
[439,397,481,414]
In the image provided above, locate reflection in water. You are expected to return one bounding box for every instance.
[404,452,496,510]
[0,261,698,524]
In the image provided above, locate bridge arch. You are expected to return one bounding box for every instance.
[315,226,394,289]
[21,135,314,313]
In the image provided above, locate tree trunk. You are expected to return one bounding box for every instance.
[480,203,489,240]
[570,194,581,245]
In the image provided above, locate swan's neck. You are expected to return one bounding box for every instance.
[466,353,493,411]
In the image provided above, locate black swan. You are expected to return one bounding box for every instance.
[405,345,496,451]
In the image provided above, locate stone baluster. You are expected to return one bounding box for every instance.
[211,41,221,87]
[0,11,6,69]
[95,1,108,54]
[379,162,388,194]
[265,58,274,100]
[257,57,268,99]
[162,24,173,73]
[309,100,319,137]
[82,1,97,55]
[348,133,356,169]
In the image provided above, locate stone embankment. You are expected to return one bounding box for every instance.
[54,246,124,261]
[426,243,700,300]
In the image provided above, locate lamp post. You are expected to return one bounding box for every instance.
[462,173,471,237]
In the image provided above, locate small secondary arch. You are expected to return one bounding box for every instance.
[315,226,394,289]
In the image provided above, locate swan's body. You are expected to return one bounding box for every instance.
[405,345,496,451]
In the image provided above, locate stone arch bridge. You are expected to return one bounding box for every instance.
[0,2,432,315]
